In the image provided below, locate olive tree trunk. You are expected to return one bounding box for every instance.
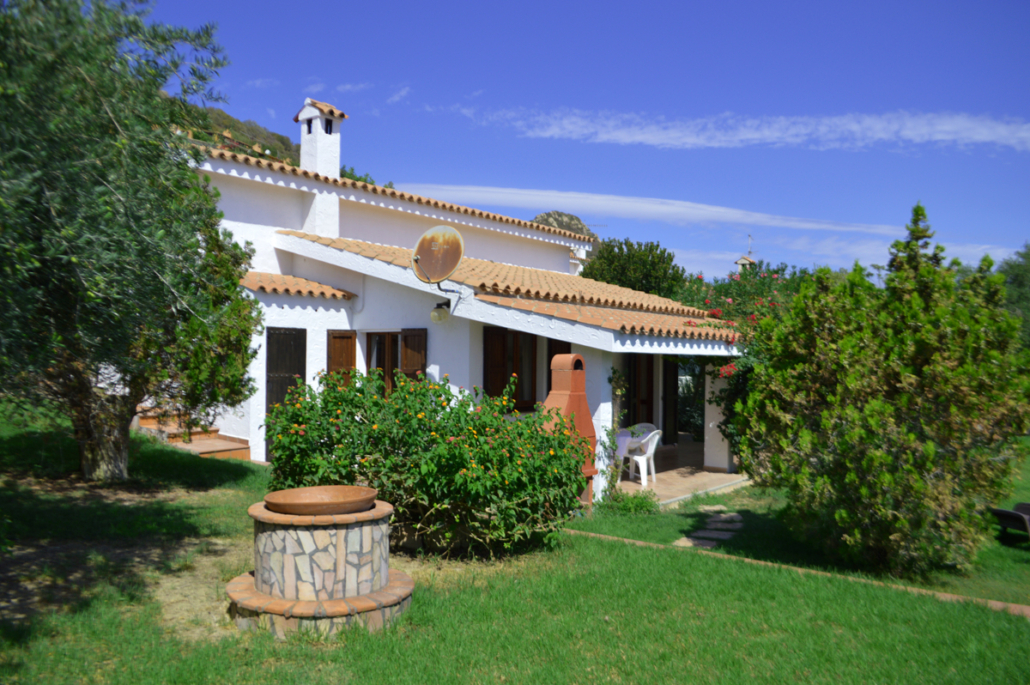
[74,394,134,481]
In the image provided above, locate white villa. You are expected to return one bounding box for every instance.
[198,98,738,499]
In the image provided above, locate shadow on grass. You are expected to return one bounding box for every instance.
[0,427,261,491]
[673,502,1030,590]
[673,506,868,574]
[0,426,267,644]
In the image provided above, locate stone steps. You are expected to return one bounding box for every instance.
[170,438,250,461]
[132,407,247,460]
[673,506,745,549]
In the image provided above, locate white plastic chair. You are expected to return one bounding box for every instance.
[627,430,662,488]
[622,423,658,453]
[628,423,657,438]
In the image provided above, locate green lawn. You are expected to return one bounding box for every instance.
[1,414,1029,684]
[570,448,1030,606]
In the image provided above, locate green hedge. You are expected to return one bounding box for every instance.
[265,370,588,554]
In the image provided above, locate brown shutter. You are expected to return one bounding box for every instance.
[266,327,306,414]
[661,357,679,445]
[327,330,356,385]
[483,326,507,397]
[400,328,427,381]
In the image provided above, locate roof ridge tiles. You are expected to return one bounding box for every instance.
[274,230,715,323]
[240,271,355,301]
[204,148,593,244]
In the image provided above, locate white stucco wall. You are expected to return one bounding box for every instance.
[222,267,480,462]
[338,201,573,273]
[576,345,614,501]
[199,157,592,276]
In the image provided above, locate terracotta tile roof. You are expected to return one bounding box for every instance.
[293,98,348,121]
[275,231,735,341]
[240,272,355,300]
[204,148,594,244]
[475,294,737,342]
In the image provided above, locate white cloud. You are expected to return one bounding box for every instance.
[940,242,1015,266]
[337,83,372,93]
[246,78,279,88]
[467,89,485,99]
[672,249,746,277]
[767,235,1016,270]
[303,83,326,94]
[453,108,1030,152]
[266,108,276,119]
[399,184,902,236]
[387,86,410,104]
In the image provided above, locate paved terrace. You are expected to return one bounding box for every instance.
[616,434,749,505]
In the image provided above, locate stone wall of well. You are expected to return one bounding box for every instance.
[249,501,391,602]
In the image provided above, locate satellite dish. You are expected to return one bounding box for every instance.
[411,225,465,284]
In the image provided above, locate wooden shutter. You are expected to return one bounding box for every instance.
[514,333,538,410]
[266,327,306,414]
[327,330,356,385]
[661,357,679,445]
[627,354,654,425]
[483,326,507,397]
[400,328,427,381]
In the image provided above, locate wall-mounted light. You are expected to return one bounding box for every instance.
[430,301,450,324]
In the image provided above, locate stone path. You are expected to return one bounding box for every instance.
[671,505,744,549]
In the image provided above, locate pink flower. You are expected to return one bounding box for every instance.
[772,274,779,279]
[726,298,733,304]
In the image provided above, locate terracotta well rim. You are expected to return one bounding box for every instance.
[248,499,394,526]
[264,485,377,516]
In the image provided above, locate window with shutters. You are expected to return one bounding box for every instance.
[266,327,306,414]
[483,327,537,411]
[366,329,426,393]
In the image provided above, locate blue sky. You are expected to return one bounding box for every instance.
[152,0,1029,278]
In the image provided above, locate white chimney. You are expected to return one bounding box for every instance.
[293,98,346,177]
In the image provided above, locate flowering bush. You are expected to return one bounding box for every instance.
[679,260,815,448]
[265,370,588,554]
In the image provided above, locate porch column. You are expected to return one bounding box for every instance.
[703,371,734,473]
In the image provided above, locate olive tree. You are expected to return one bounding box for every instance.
[0,0,262,480]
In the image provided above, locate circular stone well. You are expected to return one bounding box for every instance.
[227,498,413,639]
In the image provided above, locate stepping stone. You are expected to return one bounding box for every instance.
[706,521,743,531]
[708,513,743,523]
[697,505,727,513]
[672,536,719,549]
[691,529,736,541]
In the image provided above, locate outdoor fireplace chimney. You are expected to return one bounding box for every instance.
[542,353,598,504]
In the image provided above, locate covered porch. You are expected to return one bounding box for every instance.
[615,433,748,505]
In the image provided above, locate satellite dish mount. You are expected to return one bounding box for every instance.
[412,225,464,295]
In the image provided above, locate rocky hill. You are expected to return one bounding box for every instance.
[532,211,597,240]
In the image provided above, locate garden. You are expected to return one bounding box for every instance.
[1,408,1029,684]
